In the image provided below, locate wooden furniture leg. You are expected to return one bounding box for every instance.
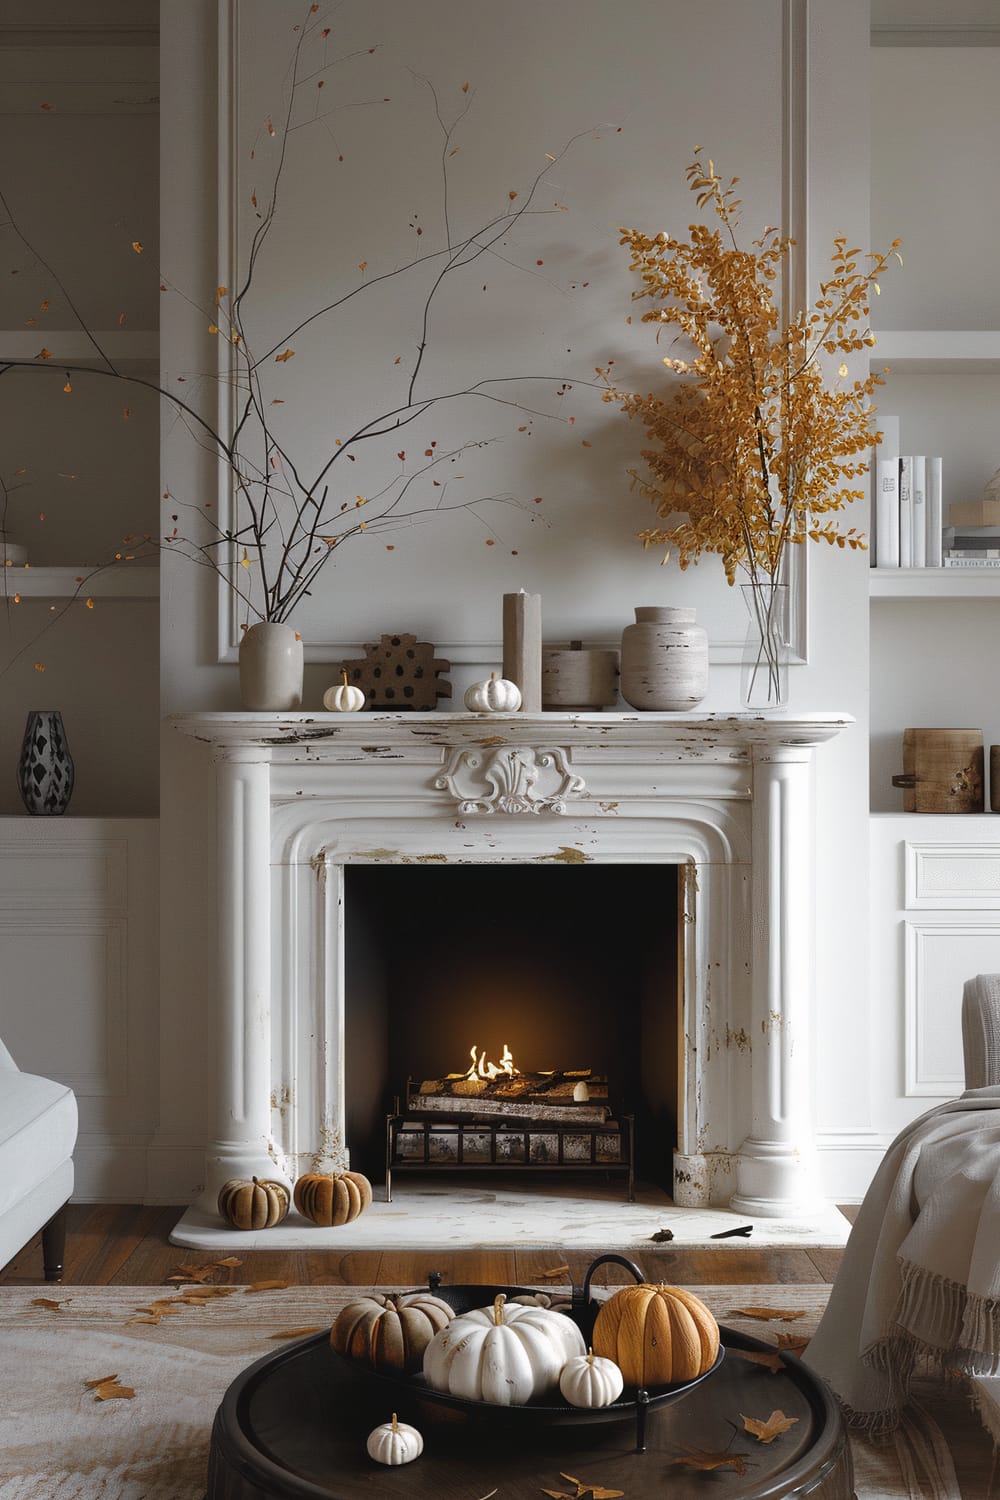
[41,1202,68,1282]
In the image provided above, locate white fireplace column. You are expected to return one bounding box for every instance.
[731,743,819,1216]
[195,743,288,1212]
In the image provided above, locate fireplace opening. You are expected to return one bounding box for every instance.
[344,863,681,1190]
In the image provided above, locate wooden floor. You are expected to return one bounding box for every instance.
[0,1203,856,1289]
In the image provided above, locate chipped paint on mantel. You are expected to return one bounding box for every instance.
[167,708,853,1237]
[169,709,851,756]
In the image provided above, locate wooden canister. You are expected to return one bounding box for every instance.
[542,641,619,710]
[892,728,984,813]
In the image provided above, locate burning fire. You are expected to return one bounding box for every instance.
[463,1043,520,1082]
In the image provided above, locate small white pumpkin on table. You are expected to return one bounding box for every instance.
[422,1292,585,1405]
[366,1412,423,1466]
[463,672,522,714]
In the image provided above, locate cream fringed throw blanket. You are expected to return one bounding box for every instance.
[805,1085,1000,1434]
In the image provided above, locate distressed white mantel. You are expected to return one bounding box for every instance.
[168,709,851,1243]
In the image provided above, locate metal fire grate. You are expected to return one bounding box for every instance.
[385,1081,634,1201]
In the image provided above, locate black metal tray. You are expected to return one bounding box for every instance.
[332,1256,724,1446]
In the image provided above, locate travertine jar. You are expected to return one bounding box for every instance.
[620,606,708,711]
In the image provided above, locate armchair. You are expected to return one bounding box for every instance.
[0,1035,78,1281]
[805,973,1000,1434]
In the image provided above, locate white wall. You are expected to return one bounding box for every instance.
[150,0,882,1206]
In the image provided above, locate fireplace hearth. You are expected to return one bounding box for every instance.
[167,709,851,1247]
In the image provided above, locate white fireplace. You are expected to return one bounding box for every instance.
[168,709,849,1245]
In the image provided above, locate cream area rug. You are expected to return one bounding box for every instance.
[0,1281,994,1499]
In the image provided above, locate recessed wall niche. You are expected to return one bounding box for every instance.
[343,863,680,1186]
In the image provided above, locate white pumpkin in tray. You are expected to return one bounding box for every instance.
[422,1292,585,1406]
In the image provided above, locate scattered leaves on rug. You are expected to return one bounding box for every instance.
[244,1279,291,1293]
[729,1305,807,1322]
[741,1410,800,1443]
[669,1448,748,1475]
[30,1297,69,1311]
[84,1374,136,1402]
[540,1472,624,1499]
[179,1286,237,1302]
[270,1326,325,1340]
[127,1299,184,1325]
[775,1332,810,1354]
[733,1348,784,1373]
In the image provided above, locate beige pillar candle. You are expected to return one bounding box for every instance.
[502,590,542,712]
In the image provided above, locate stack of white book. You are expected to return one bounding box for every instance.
[874,454,943,569]
[942,526,1000,568]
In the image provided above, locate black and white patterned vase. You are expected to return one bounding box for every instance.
[17,710,75,816]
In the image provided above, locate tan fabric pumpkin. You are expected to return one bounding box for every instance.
[591,1282,720,1387]
[293,1169,373,1226]
[331,1291,455,1374]
[217,1176,290,1230]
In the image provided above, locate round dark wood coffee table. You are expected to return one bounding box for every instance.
[207,1325,853,1500]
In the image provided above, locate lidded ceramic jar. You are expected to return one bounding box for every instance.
[619,606,708,711]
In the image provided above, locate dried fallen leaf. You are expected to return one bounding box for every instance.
[166,1263,216,1283]
[85,1374,135,1401]
[30,1297,68,1311]
[270,1326,325,1340]
[214,1257,243,1270]
[126,1315,163,1325]
[670,1447,748,1475]
[733,1348,784,1373]
[540,1265,570,1279]
[776,1332,810,1354]
[741,1409,800,1443]
[244,1280,290,1293]
[731,1305,807,1322]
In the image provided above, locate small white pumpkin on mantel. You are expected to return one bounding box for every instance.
[365,1412,423,1466]
[323,670,366,713]
[558,1349,625,1408]
[464,672,522,714]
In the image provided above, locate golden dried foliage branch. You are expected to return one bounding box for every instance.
[600,150,901,591]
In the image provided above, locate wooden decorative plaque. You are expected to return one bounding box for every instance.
[339,633,451,711]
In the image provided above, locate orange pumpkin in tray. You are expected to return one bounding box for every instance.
[591,1281,720,1387]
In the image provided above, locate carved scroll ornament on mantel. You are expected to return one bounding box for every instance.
[435,745,586,815]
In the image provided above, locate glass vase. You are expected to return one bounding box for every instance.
[740,582,789,709]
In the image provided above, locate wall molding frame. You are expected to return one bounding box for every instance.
[211,0,813,671]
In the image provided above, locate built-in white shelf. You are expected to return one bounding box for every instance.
[0,565,159,601]
[0,329,158,367]
[869,330,1000,372]
[870,567,1000,599]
